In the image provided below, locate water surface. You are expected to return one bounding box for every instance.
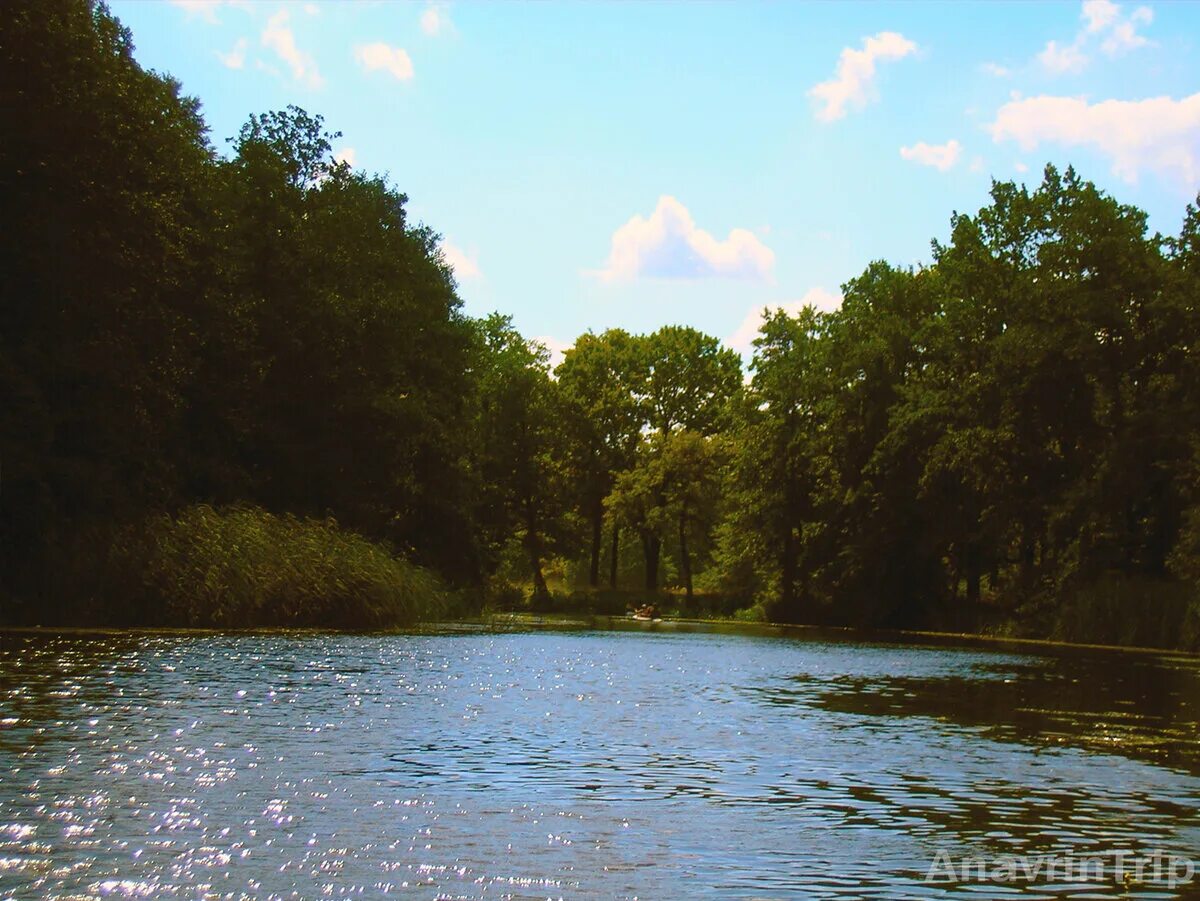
[1,627,1198,898]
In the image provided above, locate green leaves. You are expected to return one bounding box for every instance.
[3,2,1196,645]
[642,326,743,436]
[0,5,477,614]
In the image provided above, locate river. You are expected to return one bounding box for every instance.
[1,625,1198,898]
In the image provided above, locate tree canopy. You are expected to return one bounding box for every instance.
[2,1,1198,648]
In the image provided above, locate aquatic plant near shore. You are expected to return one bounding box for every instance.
[94,505,448,628]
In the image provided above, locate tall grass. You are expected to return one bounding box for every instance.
[88,505,448,628]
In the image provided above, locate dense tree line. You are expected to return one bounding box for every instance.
[2,2,1198,646]
[717,172,1200,646]
[1,1,478,618]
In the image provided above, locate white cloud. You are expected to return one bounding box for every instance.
[334,147,358,168]
[981,62,1011,78]
[1102,6,1153,55]
[592,196,775,282]
[727,288,843,353]
[969,155,986,173]
[1038,39,1087,74]
[304,2,319,15]
[534,335,569,370]
[441,241,480,281]
[355,42,414,81]
[899,139,963,171]
[216,37,248,69]
[1015,161,1030,174]
[1082,0,1120,32]
[421,3,452,36]
[990,92,1200,189]
[169,0,225,23]
[262,9,323,89]
[809,31,917,122]
[170,0,249,23]
[1038,0,1154,74]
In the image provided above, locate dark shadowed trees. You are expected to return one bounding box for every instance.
[556,330,645,588]
[473,315,576,601]
[0,0,217,605]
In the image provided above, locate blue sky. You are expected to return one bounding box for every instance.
[111,0,1200,359]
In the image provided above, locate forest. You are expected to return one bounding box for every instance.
[2,1,1199,649]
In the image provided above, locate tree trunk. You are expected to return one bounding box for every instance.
[609,523,620,590]
[678,510,693,606]
[524,510,549,601]
[780,526,797,620]
[966,564,980,605]
[588,496,602,588]
[644,483,667,595]
[642,531,660,593]
[530,554,549,600]
[1020,527,1036,591]
[799,559,810,615]
[964,541,981,631]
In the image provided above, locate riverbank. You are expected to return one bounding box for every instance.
[5,612,1198,660]
[479,611,1200,659]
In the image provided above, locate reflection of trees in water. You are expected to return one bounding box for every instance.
[804,651,1200,774]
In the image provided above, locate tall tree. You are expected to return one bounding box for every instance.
[721,305,834,621]
[642,326,742,437]
[473,315,575,600]
[556,330,645,588]
[0,0,216,606]
[219,106,478,575]
[625,327,741,591]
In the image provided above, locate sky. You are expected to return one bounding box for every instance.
[111,0,1200,361]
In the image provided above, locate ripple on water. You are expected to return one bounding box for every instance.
[0,629,1197,898]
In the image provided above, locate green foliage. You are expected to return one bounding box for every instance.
[471,314,579,600]
[232,105,340,190]
[641,326,742,436]
[2,2,1197,650]
[95,506,448,628]
[1047,575,1199,652]
[720,305,834,621]
[719,166,1200,644]
[0,0,218,576]
[606,431,728,602]
[556,329,647,588]
[0,1,478,617]
[216,107,477,576]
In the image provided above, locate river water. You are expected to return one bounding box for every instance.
[0,625,1198,898]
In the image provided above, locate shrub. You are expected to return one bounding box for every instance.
[91,505,448,628]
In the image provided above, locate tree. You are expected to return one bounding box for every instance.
[0,3,482,612]
[929,166,1174,607]
[473,315,575,600]
[606,430,727,602]
[721,305,834,620]
[659,431,727,605]
[626,327,741,591]
[0,0,217,607]
[642,326,742,437]
[556,330,645,588]
[217,106,478,575]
